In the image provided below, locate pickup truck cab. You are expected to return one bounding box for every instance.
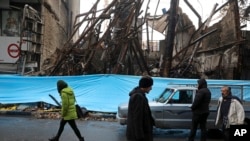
[116,85,250,129]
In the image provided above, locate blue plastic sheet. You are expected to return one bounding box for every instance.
[1,74,250,112]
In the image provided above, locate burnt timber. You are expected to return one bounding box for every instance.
[38,0,250,80]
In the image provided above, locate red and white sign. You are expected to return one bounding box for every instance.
[7,43,20,58]
[0,37,27,63]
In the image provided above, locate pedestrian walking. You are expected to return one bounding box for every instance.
[215,86,245,141]
[49,80,84,141]
[126,76,154,141]
[187,78,211,141]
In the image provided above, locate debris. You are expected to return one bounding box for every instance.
[37,0,250,79]
[0,103,116,122]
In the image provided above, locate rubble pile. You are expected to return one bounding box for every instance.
[0,103,117,122]
[40,0,152,76]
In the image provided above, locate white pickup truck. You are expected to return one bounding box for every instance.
[116,85,250,129]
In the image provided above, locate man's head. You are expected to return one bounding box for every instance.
[221,86,230,98]
[139,76,153,93]
[197,78,207,89]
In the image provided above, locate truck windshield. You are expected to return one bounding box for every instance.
[157,88,174,103]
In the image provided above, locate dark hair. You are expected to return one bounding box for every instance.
[57,80,68,93]
[197,78,207,89]
[139,76,153,88]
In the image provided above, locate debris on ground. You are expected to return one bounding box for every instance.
[0,103,117,122]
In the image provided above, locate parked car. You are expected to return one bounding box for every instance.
[116,85,250,129]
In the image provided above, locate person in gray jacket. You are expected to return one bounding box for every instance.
[215,86,245,141]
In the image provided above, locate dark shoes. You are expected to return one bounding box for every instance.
[48,136,84,141]
[48,136,58,141]
[186,137,193,141]
[79,137,85,141]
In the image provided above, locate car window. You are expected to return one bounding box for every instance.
[157,88,174,103]
[170,90,193,104]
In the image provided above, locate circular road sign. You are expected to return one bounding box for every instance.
[7,44,20,58]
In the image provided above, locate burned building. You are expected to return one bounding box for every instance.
[37,0,250,80]
[151,0,250,80]
[1,0,250,80]
[0,0,80,74]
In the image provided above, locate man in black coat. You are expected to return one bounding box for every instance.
[126,76,154,141]
[187,78,211,141]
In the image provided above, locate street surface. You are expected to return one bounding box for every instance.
[0,115,223,141]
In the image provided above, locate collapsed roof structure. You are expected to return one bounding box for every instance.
[39,0,250,80]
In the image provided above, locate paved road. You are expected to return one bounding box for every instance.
[0,115,223,141]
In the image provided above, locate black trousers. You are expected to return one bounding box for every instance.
[55,119,82,139]
[188,112,209,141]
[127,139,150,141]
[222,126,230,141]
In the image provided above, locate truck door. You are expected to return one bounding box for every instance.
[162,90,194,129]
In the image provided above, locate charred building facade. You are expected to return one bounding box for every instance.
[0,0,80,74]
[1,0,250,80]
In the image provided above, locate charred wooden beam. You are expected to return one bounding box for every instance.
[160,0,179,77]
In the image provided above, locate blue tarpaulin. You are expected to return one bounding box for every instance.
[1,74,250,112]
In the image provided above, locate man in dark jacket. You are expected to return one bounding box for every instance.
[126,76,154,141]
[187,78,211,141]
